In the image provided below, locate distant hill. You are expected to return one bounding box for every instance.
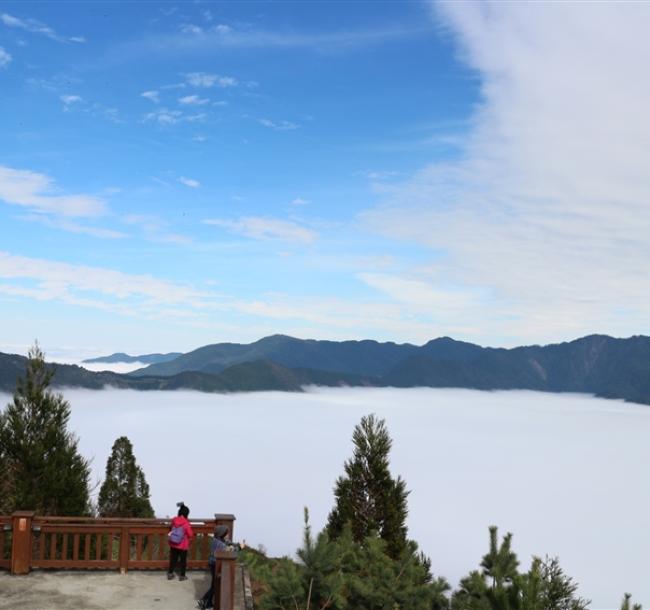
[0,354,373,395]
[1,334,650,406]
[82,352,182,364]
[129,334,418,377]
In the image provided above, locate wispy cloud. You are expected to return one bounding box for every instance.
[121,214,192,245]
[1,12,85,44]
[143,108,207,126]
[0,165,106,218]
[0,252,212,317]
[0,46,11,68]
[180,24,203,36]
[60,94,83,109]
[179,176,200,188]
[56,95,120,123]
[21,213,126,240]
[203,216,318,244]
[178,94,209,106]
[141,90,160,103]
[258,118,300,131]
[290,197,309,206]
[185,72,238,88]
[361,1,650,345]
[357,170,399,181]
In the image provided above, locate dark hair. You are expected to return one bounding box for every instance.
[177,502,190,518]
[214,525,229,539]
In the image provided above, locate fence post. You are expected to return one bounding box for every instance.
[214,551,236,610]
[119,526,130,574]
[10,511,35,575]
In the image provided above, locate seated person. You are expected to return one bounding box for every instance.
[197,525,245,609]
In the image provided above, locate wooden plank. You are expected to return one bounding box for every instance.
[35,560,119,569]
[119,527,129,574]
[50,533,57,560]
[95,534,102,561]
[61,533,68,560]
[73,534,80,561]
[84,534,90,561]
[136,535,142,561]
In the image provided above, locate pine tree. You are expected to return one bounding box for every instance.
[326,414,409,558]
[0,343,90,515]
[98,436,154,518]
[535,556,589,610]
[0,449,16,514]
[481,526,519,590]
[620,593,642,610]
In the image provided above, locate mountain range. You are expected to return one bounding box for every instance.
[1,334,650,406]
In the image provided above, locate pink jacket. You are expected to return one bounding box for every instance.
[169,516,194,550]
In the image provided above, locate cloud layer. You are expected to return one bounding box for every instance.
[362,2,650,344]
[0,387,644,608]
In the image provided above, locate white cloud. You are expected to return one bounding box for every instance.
[21,213,126,239]
[213,24,231,35]
[179,176,200,188]
[142,108,207,126]
[358,170,399,180]
[0,46,11,68]
[121,214,192,245]
[178,94,208,105]
[185,72,238,88]
[359,273,481,312]
[0,252,212,315]
[203,216,318,244]
[180,24,203,35]
[141,90,160,103]
[1,12,85,43]
[0,166,106,217]
[361,1,650,345]
[60,94,82,107]
[258,118,300,131]
[290,197,309,206]
[45,388,650,609]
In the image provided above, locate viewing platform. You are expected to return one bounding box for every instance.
[0,512,252,610]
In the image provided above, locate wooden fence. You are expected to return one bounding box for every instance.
[0,512,238,610]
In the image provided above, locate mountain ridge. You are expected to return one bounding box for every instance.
[1,334,649,406]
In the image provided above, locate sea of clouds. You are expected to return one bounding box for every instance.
[0,386,648,608]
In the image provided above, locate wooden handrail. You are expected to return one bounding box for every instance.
[3,513,236,570]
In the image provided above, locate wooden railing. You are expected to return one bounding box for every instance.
[1,512,238,610]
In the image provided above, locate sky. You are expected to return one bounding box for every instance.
[1,1,650,358]
[1,386,647,609]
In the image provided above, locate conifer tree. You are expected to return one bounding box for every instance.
[326,414,409,558]
[621,593,642,610]
[0,449,15,514]
[0,343,90,515]
[481,526,520,590]
[98,436,154,518]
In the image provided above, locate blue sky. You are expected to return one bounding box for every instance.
[1,1,649,357]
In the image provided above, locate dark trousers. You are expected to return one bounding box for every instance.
[201,563,219,608]
[168,547,187,576]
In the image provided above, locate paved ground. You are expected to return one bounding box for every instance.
[0,570,215,610]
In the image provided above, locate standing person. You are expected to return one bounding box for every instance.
[167,502,194,581]
[196,525,245,609]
